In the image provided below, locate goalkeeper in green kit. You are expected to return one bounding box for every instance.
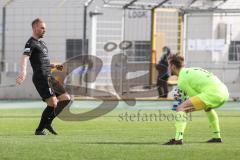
[164,54,229,145]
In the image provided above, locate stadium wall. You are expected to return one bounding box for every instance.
[1,1,240,99]
[184,12,240,99]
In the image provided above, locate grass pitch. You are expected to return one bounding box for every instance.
[0,100,239,160]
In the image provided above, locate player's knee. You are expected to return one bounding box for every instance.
[46,97,58,107]
[51,101,58,107]
[58,93,71,101]
[65,93,71,100]
[48,101,58,107]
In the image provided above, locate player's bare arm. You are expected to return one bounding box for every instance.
[176,99,194,112]
[16,55,29,85]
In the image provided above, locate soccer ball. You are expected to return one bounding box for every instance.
[172,86,183,100]
[171,87,183,111]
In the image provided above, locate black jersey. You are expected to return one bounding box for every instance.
[23,37,51,76]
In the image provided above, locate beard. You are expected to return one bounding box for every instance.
[39,34,44,38]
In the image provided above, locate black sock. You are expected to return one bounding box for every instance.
[54,100,72,117]
[43,100,72,128]
[36,106,54,131]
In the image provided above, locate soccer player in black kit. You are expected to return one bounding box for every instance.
[16,18,72,135]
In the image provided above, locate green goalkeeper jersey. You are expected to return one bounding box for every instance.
[178,68,229,108]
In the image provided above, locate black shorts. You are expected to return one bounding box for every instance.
[33,75,66,101]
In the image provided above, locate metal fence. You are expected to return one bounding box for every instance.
[0,0,88,99]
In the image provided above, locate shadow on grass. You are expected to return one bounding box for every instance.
[81,141,160,145]
[185,140,223,144]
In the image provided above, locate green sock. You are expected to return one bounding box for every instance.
[174,111,187,140]
[205,109,221,138]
